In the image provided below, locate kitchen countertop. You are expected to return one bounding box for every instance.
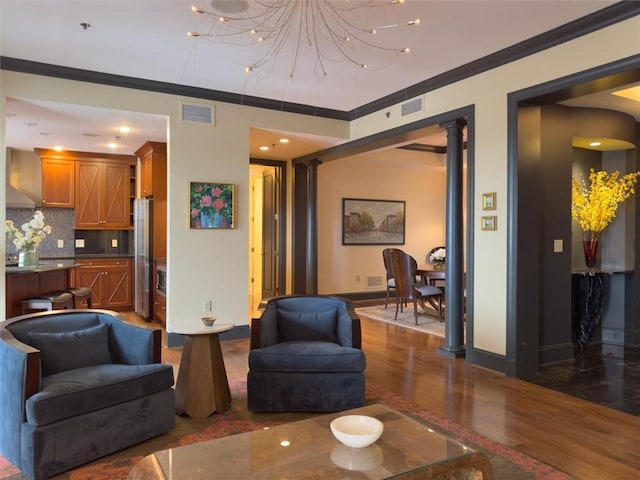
[6,259,81,274]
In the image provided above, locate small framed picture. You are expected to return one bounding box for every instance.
[481,216,497,231]
[482,192,496,211]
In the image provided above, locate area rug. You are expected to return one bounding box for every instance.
[356,304,446,337]
[0,379,571,480]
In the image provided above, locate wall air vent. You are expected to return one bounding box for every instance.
[401,97,423,117]
[366,275,383,289]
[180,102,215,125]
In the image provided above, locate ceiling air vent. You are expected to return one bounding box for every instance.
[401,97,423,117]
[180,102,215,125]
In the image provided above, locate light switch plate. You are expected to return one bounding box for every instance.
[553,239,563,253]
[57,239,64,248]
[75,239,85,248]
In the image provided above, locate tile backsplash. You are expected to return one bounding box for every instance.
[6,207,75,258]
[5,208,135,259]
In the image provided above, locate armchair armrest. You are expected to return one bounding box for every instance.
[101,312,162,364]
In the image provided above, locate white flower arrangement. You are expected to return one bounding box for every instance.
[6,210,52,252]
[429,247,446,263]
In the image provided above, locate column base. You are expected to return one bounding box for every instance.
[437,345,466,358]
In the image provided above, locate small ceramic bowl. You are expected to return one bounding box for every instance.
[201,316,217,327]
[330,415,384,448]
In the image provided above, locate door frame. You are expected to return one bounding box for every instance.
[250,158,287,300]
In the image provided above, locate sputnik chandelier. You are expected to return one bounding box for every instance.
[188,0,419,80]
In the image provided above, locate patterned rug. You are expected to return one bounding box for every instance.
[0,379,571,479]
[356,304,446,337]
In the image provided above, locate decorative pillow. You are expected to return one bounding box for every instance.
[277,309,337,343]
[26,323,112,376]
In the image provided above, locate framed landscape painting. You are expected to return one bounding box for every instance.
[342,198,405,245]
[190,182,235,229]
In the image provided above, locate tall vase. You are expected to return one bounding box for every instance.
[18,249,38,268]
[582,231,600,271]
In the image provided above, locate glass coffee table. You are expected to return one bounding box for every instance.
[128,404,491,479]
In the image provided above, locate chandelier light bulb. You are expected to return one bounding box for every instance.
[192,6,204,13]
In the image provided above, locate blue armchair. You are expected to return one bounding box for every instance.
[0,309,175,480]
[247,295,366,412]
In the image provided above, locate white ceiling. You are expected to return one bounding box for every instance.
[1,0,635,159]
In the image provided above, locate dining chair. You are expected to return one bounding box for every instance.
[390,249,443,324]
[382,248,405,309]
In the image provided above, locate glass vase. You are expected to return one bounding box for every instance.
[18,249,38,268]
[582,231,600,271]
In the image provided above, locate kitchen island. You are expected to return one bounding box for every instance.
[5,260,81,318]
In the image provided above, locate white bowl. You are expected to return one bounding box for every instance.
[330,415,384,448]
[201,316,217,327]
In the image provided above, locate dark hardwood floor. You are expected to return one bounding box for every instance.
[129,313,640,480]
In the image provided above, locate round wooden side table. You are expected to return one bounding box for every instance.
[170,322,235,418]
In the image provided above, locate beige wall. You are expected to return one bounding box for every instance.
[317,148,446,293]
[1,15,638,359]
[0,73,349,331]
[351,15,640,356]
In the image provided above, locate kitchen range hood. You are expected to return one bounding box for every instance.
[6,148,36,209]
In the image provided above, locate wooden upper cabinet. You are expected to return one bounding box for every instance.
[76,160,133,229]
[136,141,167,258]
[37,152,75,208]
[36,149,136,229]
[136,141,166,198]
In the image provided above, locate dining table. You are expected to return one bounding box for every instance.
[417,263,446,286]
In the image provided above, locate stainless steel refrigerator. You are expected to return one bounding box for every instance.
[134,198,153,319]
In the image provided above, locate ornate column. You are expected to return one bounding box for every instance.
[438,118,466,358]
[305,159,322,294]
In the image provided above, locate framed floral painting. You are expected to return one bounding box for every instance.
[190,182,235,229]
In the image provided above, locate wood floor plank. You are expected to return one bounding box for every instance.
[126,312,640,480]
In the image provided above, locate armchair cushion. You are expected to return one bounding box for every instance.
[249,341,365,373]
[26,323,112,376]
[25,363,174,426]
[276,309,337,343]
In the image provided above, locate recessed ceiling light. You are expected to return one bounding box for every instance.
[108,143,117,149]
[589,141,602,147]
[260,146,269,151]
[53,146,63,152]
[118,126,131,133]
[279,138,290,144]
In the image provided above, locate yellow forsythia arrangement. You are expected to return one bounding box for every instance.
[572,169,640,233]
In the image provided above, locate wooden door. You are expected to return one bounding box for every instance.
[76,266,105,307]
[102,162,130,228]
[75,162,102,227]
[41,158,75,207]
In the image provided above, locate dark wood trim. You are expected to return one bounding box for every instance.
[1,3,636,121]
[34,148,136,164]
[249,158,287,299]
[506,55,640,379]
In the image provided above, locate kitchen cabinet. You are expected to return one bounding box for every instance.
[40,156,75,208]
[136,141,167,259]
[152,259,166,327]
[76,159,135,229]
[75,258,133,309]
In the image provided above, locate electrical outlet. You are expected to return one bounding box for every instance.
[356,274,361,282]
[57,239,64,248]
[75,239,85,248]
[111,239,118,248]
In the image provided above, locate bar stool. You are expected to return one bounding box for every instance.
[21,292,74,315]
[67,287,93,309]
